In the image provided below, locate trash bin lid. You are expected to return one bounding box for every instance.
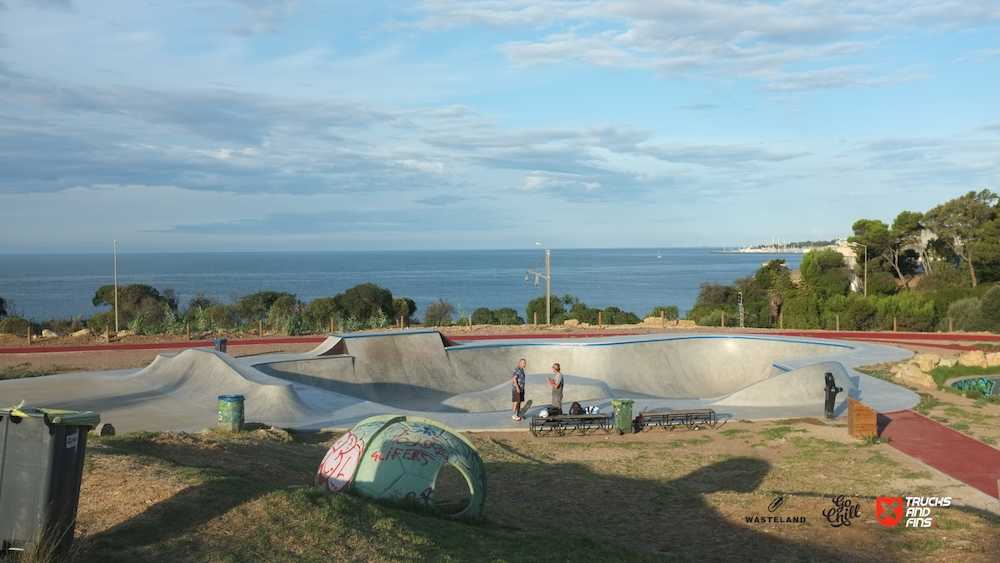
[611,398,634,406]
[3,405,101,428]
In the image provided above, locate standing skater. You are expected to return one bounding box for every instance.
[512,359,527,420]
[547,363,564,412]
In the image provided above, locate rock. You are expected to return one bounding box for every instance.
[987,352,1000,367]
[890,364,904,374]
[563,319,579,326]
[116,330,136,337]
[70,328,91,337]
[894,363,937,389]
[958,350,988,369]
[678,320,697,327]
[910,354,940,372]
[41,329,59,338]
[939,358,957,368]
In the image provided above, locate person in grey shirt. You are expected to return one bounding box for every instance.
[546,363,564,412]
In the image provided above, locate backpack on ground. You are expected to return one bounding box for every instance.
[569,402,584,415]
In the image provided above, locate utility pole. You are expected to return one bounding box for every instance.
[114,240,119,333]
[526,243,551,325]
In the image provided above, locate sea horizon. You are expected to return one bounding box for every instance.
[0,248,804,323]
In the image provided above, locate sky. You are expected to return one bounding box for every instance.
[1,0,998,254]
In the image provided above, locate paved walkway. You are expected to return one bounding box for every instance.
[880,409,1000,499]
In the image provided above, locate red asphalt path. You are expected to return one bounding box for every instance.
[2,330,998,355]
[880,410,1000,499]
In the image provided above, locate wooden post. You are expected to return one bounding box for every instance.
[105,325,109,343]
[27,324,31,346]
[721,311,725,328]
[661,310,665,327]
[186,322,190,341]
[598,311,602,330]
[259,320,263,336]
[779,312,783,330]
[836,315,840,332]
[534,312,537,326]
[893,317,897,332]
[469,315,472,330]
[949,317,953,332]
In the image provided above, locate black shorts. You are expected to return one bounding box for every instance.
[512,389,524,403]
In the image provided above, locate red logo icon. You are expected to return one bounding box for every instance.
[876,497,903,527]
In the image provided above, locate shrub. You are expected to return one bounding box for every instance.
[470,307,496,325]
[234,291,295,324]
[304,297,339,333]
[0,317,30,335]
[493,307,524,325]
[266,294,302,329]
[282,315,309,336]
[947,298,981,332]
[200,305,235,331]
[697,310,723,327]
[86,311,117,332]
[646,305,679,321]
[602,307,639,325]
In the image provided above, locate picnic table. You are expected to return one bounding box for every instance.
[636,409,717,431]
[529,413,612,437]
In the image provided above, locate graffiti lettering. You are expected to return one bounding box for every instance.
[951,378,996,396]
[370,447,438,465]
[317,432,363,492]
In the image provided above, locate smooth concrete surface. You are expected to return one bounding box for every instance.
[0,330,918,433]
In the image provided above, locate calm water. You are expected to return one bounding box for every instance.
[0,249,802,321]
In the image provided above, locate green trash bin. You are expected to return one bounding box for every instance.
[0,406,100,556]
[611,398,634,435]
[218,395,245,432]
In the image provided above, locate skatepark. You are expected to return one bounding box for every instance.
[0,330,919,433]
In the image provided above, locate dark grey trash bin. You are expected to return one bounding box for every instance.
[214,338,228,353]
[0,407,100,556]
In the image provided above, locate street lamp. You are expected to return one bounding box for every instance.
[114,240,119,333]
[849,242,867,297]
[526,242,551,325]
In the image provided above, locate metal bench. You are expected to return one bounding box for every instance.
[529,413,612,437]
[637,409,717,431]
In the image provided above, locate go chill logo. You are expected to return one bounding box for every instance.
[876,496,951,528]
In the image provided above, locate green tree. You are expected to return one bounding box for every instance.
[304,297,339,332]
[392,297,417,324]
[470,307,496,325]
[890,211,928,286]
[332,283,394,322]
[234,291,295,324]
[422,298,455,327]
[923,190,999,287]
[526,295,566,324]
[799,248,850,299]
[493,307,525,325]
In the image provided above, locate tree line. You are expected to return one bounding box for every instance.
[689,190,1000,332]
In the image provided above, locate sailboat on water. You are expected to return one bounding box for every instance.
[657,250,662,259]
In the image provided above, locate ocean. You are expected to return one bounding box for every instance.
[0,249,803,322]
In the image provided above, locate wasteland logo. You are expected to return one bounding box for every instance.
[822,495,861,527]
[744,496,806,525]
[876,497,904,527]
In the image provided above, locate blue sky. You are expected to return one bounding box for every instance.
[2,0,997,253]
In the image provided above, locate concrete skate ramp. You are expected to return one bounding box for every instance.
[436,374,616,413]
[128,348,324,423]
[256,332,852,410]
[714,361,857,406]
[446,336,843,400]
[256,330,477,405]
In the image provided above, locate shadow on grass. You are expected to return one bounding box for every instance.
[77,439,909,563]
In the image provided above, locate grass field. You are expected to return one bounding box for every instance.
[7,417,998,563]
